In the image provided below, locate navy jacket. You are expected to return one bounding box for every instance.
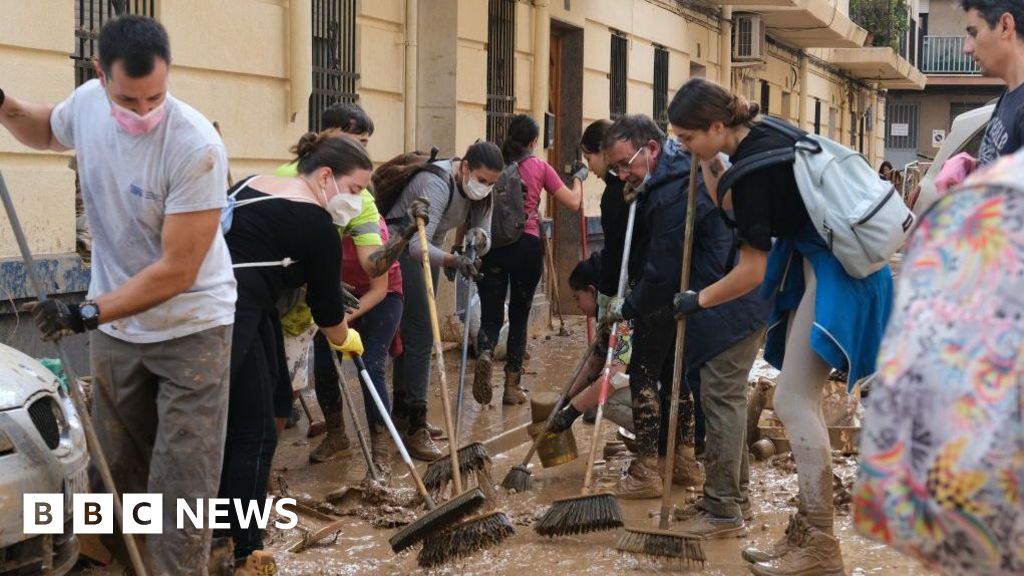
[623,140,772,367]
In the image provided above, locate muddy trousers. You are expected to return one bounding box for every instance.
[772,259,834,533]
[89,326,232,576]
[695,329,763,519]
[627,306,690,459]
[392,252,439,419]
[476,233,545,372]
[312,292,402,426]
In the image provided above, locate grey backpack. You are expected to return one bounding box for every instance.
[489,158,528,249]
[718,116,915,278]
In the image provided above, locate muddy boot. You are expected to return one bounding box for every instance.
[659,443,704,487]
[406,408,443,461]
[502,366,528,405]
[749,524,845,576]
[234,550,277,576]
[425,420,444,439]
[616,456,663,499]
[742,513,810,564]
[209,537,235,576]
[369,423,394,479]
[309,407,352,464]
[473,350,494,405]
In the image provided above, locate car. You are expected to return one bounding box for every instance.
[0,343,88,575]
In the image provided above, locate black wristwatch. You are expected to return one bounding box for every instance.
[78,301,100,331]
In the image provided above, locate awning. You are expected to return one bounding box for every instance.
[829,47,927,90]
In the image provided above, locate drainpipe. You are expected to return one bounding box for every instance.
[870,83,880,165]
[719,6,732,89]
[532,0,551,158]
[288,0,312,124]
[405,0,418,150]
[798,53,809,131]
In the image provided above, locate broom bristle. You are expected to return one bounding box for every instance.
[423,443,491,491]
[416,511,515,567]
[388,488,486,553]
[615,527,706,565]
[533,492,623,537]
[501,464,532,492]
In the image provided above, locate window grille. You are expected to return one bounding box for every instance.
[653,45,669,131]
[610,31,628,118]
[73,0,155,86]
[486,0,516,143]
[309,0,359,132]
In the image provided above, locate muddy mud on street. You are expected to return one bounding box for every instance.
[75,319,936,576]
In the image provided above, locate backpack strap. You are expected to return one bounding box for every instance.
[383,161,455,227]
[715,116,807,215]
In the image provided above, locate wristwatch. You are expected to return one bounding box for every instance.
[78,301,100,331]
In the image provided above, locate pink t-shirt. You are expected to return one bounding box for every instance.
[517,156,566,238]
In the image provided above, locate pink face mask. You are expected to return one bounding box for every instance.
[109,99,166,136]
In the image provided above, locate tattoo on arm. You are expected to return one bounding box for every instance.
[367,234,408,277]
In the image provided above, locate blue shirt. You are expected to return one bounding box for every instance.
[978,84,1024,167]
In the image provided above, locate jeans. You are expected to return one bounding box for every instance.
[476,233,544,372]
[627,306,680,459]
[313,292,403,426]
[392,252,439,416]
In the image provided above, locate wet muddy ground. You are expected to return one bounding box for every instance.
[75,318,936,576]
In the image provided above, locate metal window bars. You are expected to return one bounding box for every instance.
[309,0,359,133]
[610,31,628,119]
[653,45,669,131]
[73,0,155,87]
[487,0,516,144]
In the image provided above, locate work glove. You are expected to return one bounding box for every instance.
[465,227,490,255]
[24,300,86,342]
[672,290,703,319]
[622,182,639,204]
[570,161,589,183]
[328,328,364,358]
[341,282,361,314]
[443,245,463,282]
[402,197,431,240]
[453,253,482,281]
[599,296,626,329]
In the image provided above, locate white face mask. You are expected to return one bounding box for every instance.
[326,178,363,226]
[463,174,494,201]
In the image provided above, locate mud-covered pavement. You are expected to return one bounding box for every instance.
[76,318,936,575]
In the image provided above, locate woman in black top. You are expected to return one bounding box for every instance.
[667,78,893,576]
[218,133,369,567]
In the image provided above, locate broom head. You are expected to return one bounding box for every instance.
[423,442,490,491]
[388,487,486,553]
[615,526,706,565]
[416,511,515,567]
[533,492,623,537]
[500,464,532,493]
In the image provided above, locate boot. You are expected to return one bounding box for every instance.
[309,407,352,464]
[659,443,704,487]
[502,366,528,405]
[425,420,444,439]
[406,408,443,461]
[742,513,810,564]
[473,350,494,405]
[748,524,845,576]
[234,550,277,576]
[369,423,394,479]
[616,456,663,499]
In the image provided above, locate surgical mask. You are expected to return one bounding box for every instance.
[635,149,653,194]
[463,175,493,201]
[326,178,363,226]
[109,98,166,136]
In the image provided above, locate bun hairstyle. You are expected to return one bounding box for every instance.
[462,140,504,172]
[291,131,372,177]
[667,77,760,131]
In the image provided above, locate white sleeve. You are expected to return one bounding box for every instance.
[165,143,230,214]
[49,90,78,150]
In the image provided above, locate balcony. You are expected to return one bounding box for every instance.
[920,36,980,74]
[828,47,926,90]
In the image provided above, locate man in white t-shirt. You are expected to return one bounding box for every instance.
[0,16,235,575]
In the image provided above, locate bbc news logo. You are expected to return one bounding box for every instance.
[24,494,298,534]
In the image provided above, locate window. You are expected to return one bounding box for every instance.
[73,0,156,86]
[886,101,919,149]
[653,45,669,130]
[309,0,359,132]
[949,102,981,127]
[486,0,516,143]
[610,31,628,118]
[814,99,821,135]
[760,80,770,115]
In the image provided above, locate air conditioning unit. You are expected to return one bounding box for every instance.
[732,14,765,61]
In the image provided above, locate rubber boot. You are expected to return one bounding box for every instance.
[309,407,352,464]
[502,366,528,405]
[233,550,277,576]
[659,443,704,487]
[749,524,845,576]
[369,422,393,479]
[616,456,664,499]
[406,407,443,461]
[473,350,494,405]
[742,513,810,564]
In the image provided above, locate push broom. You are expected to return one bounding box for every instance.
[533,199,638,537]
[422,241,489,495]
[411,217,514,563]
[0,173,148,576]
[616,158,705,564]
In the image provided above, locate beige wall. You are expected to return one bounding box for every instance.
[928,0,964,36]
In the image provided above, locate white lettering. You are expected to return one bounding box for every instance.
[208,498,231,530]
[233,498,274,529]
[274,498,298,529]
[177,498,204,530]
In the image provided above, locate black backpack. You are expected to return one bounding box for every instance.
[490,158,528,249]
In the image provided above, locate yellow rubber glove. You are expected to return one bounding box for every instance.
[328,328,364,358]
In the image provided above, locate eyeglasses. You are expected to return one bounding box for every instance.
[612,146,644,174]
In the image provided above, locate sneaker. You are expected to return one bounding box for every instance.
[616,456,663,499]
[473,350,494,405]
[675,510,747,540]
[674,499,753,523]
[741,513,809,564]
[234,550,277,576]
[748,525,846,576]
[405,427,443,461]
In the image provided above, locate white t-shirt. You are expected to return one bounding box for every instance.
[50,80,237,343]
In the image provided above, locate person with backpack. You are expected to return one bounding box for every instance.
[376,140,504,460]
[216,132,369,569]
[666,78,897,575]
[472,114,584,406]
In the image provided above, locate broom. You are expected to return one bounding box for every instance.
[409,217,514,561]
[533,200,638,537]
[501,338,599,492]
[423,241,490,494]
[341,352,485,552]
[616,157,705,564]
